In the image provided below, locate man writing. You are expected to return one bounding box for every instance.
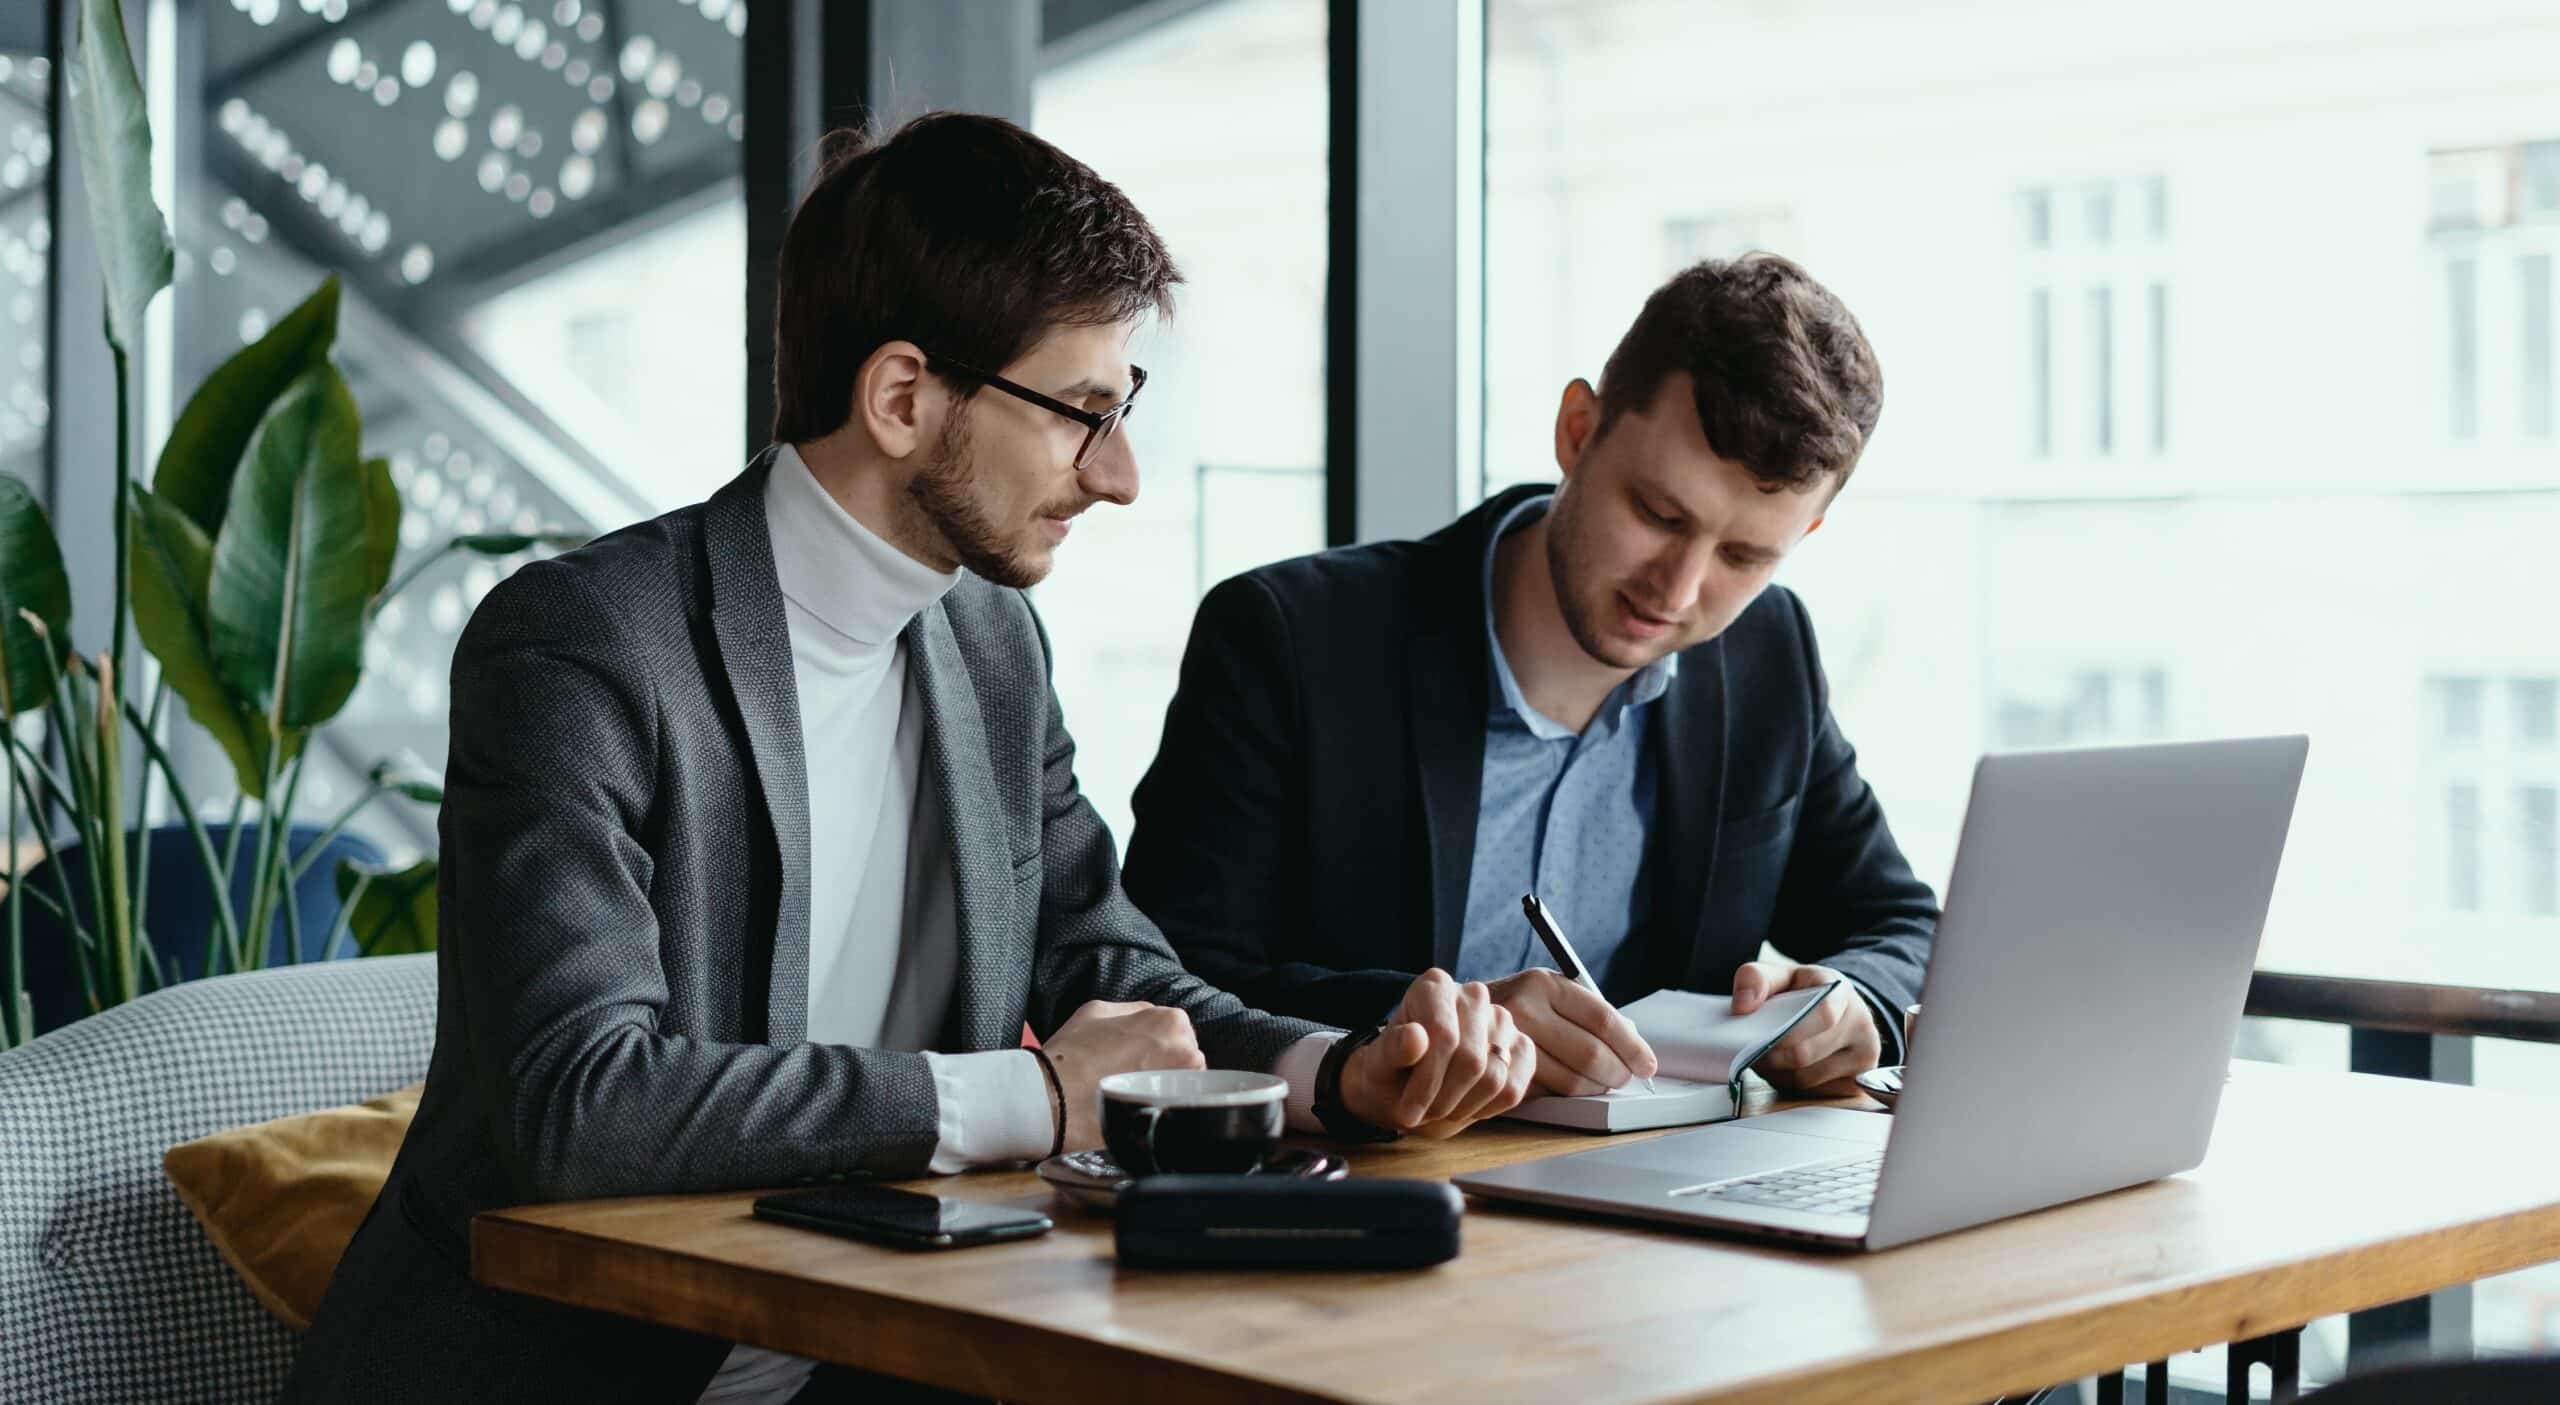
[289,114,1531,1405]
[1125,254,1937,1104]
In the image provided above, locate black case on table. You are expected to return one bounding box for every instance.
[1113,1175,1462,1269]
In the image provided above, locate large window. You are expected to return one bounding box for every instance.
[1485,0,2560,1373]
[1485,0,2560,994]
[2434,140,2560,444]
[1030,0,1328,844]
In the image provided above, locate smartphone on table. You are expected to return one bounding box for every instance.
[752,1185,1053,1251]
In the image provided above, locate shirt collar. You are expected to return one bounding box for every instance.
[764,442,962,647]
[1480,491,1677,739]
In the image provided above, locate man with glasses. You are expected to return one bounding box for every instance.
[288,113,1531,1405]
[1125,254,1939,1109]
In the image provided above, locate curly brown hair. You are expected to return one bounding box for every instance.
[1594,253,1883,492]
[770,112,1180,444]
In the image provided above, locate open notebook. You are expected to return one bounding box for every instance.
[1503,981,1843,1132]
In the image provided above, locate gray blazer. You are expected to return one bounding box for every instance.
[286,456,1327,1404]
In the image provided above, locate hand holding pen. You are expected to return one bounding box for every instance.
[1485,893,1663,1097]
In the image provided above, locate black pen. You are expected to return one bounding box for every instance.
[1520,893,1655,1093]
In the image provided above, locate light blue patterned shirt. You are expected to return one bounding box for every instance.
[1453,494,1677,987]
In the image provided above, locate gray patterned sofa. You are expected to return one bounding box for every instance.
[0,954,437,1403]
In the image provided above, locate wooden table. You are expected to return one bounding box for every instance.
[474,1063,2560,1404]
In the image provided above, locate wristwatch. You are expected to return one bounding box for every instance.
[1313,1023,1403,1144]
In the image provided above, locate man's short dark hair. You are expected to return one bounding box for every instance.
[770,112,1180,444]
[1594,252,1883,492]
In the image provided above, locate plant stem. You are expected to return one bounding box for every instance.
[136,935,164,994]
[129,682,165,971]
[42,657,112,1008]
[289,783,386,882]
[374,539,460,614]
[241,739,285,971]
[0,740,77,843]
[8,869,71,925]
[64,917,99,1016]
[323,871,372,960]
[5,731,96,997]
[215,789,246,971]
[95,657,135,1008]
[117,696,245,981]
[109,350,131,738]
[3,716,20,1050]
[273,754,307,964]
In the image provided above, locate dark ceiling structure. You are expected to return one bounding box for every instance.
[23,0,1203,848]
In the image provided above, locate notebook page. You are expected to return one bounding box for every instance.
[1621,982,1841,1084]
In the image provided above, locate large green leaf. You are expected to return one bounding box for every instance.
[207,368,398,730]
[128,485,291,796]
[0,475,72,718]
[64,0,171,353]
[156,277,340,539]
[337,857,437,956]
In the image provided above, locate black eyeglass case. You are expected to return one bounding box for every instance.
[1113,1175,1463,1269]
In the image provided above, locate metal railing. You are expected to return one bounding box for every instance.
[2242,970,2560,1381]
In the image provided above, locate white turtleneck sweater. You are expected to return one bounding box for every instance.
[704,447,1336,1404]
[701,446,1039,1403]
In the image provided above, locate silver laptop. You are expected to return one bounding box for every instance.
[1454,735,2309,1252]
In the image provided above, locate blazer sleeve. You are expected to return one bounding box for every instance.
[1018,597,1336,1069]
[442,565,941,1202]
[1121,575,1423,1031]
[1765,589,1940,1065]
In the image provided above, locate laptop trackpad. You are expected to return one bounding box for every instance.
[1598,1122,1860,1180]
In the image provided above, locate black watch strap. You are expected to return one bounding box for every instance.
[1314,1023,1403,1144]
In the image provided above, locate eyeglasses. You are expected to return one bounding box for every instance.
[925,353,1148,471]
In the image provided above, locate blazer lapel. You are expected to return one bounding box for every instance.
[1403,484,1556,976]
[702,452,813,1044]
[1632,639,1729,997]
[906,601,1017,1052]
[1407,630,1487,975]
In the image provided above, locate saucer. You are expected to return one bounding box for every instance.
[1035,1146,1349,1211]
[1854,1064,1905,1111]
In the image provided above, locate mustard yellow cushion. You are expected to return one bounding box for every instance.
[162,1082,421,1330]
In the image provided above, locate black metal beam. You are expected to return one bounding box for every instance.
[743,0,863,460]
[1324,0,1355,547]
[0,5,43,53]
[598,0,640,197]
[201,0,406,100]
[203,134,396,311]
[740,0,1037,462]
[419,148,741,309]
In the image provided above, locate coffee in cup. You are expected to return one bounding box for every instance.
[1098,1069,1286,1176]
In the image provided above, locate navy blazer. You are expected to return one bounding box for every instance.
[1123,484,1940,1062]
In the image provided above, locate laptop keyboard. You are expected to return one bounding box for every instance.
[1686,1152,1883,1217]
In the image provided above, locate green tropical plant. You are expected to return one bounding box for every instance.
[0,0,579,1048]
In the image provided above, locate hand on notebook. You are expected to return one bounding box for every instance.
[1730,962,1881,1097]
[1485,968,1662,1097]
[1339,969,1537,1138]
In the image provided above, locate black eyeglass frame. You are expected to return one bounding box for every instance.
[925,353,1148,470]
